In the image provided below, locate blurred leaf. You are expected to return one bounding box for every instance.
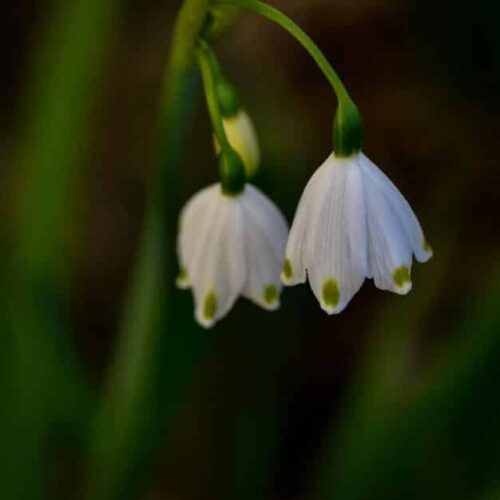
[316,161,473,499]
[318,162,500,499]
[330,263,500,500]
[85,1,221,499]
[0,0,120,497]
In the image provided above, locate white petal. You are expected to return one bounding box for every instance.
[282,159,332,286]
[241,185,288,310]
[345,156,369,276]
[176,184,219,288]
[305,155,366,314]
[363,174,414,295]
[188,189,246,328]
[360,154,433,263]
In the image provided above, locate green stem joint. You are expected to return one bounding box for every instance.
[334,100,364,157]
[194,0,366,190]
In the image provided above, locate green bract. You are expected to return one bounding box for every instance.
[333,100,364,158]
[219,148,246,195]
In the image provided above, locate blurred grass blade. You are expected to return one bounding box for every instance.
[326,265,500,500]
[0,0,120,498]
[318,157,500,499]
[85,2,219,499]
[317,165,470,500]
[481,484,500,500]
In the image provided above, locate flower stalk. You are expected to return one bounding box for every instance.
[86,1,231,499]
[197,39,233,150]
[214,0,364,156]
[200,39,262,177]
[197,39,246,194]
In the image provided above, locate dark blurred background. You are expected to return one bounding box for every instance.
[1,1,500,499]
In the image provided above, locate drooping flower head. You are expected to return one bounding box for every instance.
[282,151,432,314]
[177,182,288,328]
[184,13,433,324]
[180,39,289,328]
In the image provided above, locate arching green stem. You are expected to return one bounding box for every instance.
[197,39,246,194]
[214,0,363,156]
[197,40,232,150]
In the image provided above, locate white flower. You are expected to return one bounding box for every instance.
[214,110,261,177]
[282,152,433,314]
[177,183,288,328]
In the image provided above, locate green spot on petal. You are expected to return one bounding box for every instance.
[393,266,411,288]
[283,258,293,279]
[263,284,278,305]
[203,291,218,321]
[423,239,433,254]
[322,279,340,308]
[177,266,188,283]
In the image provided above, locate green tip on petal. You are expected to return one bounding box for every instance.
[203,291,218,322]
[393,266,411,288]
[282,258,293,280]
[177,266,188,282]
[423,239,433,254]
[263,284,279,305]
[322,278,340,308]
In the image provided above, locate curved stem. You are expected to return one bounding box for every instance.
[197,39,246,194]
[197,40,231,150]
[214,0,352,104]
[214,0,363,156]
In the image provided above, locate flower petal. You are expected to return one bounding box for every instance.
[176,184,219,288]
[345,156,369,277]
[363,173,414,295]
[241,185,288,310]
[282,158,332,286]
[360,154,432,263]
[306,156,366,314]
[188,190,246,328]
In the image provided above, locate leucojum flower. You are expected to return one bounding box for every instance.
[282,150,433,314]
[177,40,288,328]
[177,181,288,328]
[176,0,432,326]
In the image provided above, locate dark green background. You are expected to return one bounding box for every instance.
[1,0,499,499]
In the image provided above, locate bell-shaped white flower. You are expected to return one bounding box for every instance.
[177,183,288,328]
[282,152,433,314]
[214,110,261,178]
